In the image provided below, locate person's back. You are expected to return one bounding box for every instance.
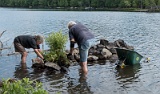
[69,23,94,46]
[14,35,38,49]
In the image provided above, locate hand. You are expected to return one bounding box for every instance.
[42,58,46,63]
[67,53,74,60]
[67,53,72,57]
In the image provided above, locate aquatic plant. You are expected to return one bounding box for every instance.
[43,31,69,66]
[0,78,48,94]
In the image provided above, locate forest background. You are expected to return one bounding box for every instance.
[0,0,160,11]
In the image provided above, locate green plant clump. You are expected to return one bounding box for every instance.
[44,31,69,66]
[0,78,48,94]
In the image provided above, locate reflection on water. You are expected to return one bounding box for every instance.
[67,69,93,94]
[116,64,141,79]
[115,64,141,86]
[14,63,29,79]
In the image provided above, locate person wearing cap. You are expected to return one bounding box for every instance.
[13,35,44,63]
[67,21,95,76]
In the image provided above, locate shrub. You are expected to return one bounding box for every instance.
[0,78,48,94]
[43,31,69,66]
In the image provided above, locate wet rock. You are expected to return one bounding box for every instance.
[32,58,44,64]
[73,48,79,54]
[105,42,115,49]
[110,54,118,60]
[67,54,75,60]
[97,44,105,48]
[114,39,134,50]
[74,54,80,62]
[88,55,99,61]
[127,45,134,50]
[88,47,95,54]
[45,62,61,71]
[91,45,97,49]
[101,48,112,57]
[60,66,70,73]
[109,48,117,54]
[100,39,109,46]
[32,58,45,68]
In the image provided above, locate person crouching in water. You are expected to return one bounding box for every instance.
[13,35,44,63]
[67,21,95,76]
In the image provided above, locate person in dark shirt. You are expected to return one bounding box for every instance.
[68,21,94,76]
[13,35,44,63]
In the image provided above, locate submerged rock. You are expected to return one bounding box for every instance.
[32,58,44,64]
[45,62,61,71]
[32,58,45,68]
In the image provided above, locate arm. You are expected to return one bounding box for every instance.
[34,49,44,59]
[70,38,75,55]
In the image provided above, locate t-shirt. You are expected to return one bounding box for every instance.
[69,23,94,46]
[14,35,40,49]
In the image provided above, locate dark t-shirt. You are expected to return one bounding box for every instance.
[69,23,94,46]
[14,35,40,49]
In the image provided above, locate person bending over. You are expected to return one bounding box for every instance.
[67,21,94,76]
[14,35,44,63]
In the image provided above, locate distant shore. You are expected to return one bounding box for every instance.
[1,7,160,12]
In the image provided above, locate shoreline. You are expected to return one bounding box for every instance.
[0,7,159,12]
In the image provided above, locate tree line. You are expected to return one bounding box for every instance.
[0,0,160,9]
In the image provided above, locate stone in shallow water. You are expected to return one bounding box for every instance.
[32,58,44,64]
[32,58,45,68]
[45,62,61,71]
[88,55,99,61]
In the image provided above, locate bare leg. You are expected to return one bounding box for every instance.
[21,52,27,63]
[80,61,88,76]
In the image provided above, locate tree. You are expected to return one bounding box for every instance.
[70,0,78,7]
[158,0,160,5]
[91,0,98,7]
[132,0,138,8]
[119,0,131,8]
[144,0,150,8]
[32,0,39,7]
[58,0,68,7]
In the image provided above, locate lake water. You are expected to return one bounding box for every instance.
[0,8,160,94]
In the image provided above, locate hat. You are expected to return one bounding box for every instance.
[68,21,76,29]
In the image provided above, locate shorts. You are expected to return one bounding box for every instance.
[79,39,94,62]
[14,42,26,52]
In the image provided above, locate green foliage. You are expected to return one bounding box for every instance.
[46,31,67,51]
[119,0,131,8]
[0,0,160,9]
[44,31,69,66]
[0,78,48,94]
